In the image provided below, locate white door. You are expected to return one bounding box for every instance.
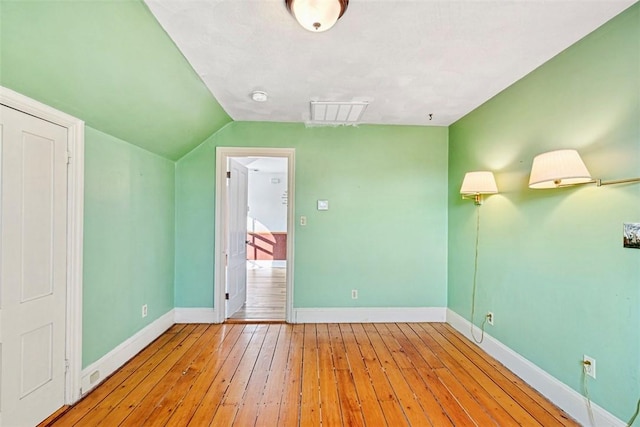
[226,159,249,317]
[0,105,68,426]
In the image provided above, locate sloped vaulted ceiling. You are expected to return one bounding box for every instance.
[145,0,636,127]
[1,0,636,159]
[0,0,231,160]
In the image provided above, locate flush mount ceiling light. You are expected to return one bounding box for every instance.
[285,0,349,32]
[251,91,268,102]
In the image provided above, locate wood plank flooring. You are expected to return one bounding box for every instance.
[228,266,286,321]
[46,323,578,426]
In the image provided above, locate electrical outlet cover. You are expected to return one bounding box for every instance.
[583,355,596,379]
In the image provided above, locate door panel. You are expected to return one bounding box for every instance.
[0,105,68,426]
[20,323,54,398]
[21,131,56,301]
[226,159,248,317]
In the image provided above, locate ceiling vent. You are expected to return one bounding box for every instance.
[309,101,369,125]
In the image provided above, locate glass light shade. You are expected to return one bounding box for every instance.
[529,149,592,189]
[460,171,498,195]
[287,0,344,32]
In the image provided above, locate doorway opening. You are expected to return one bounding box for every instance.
[229,156,288,321]
[214,147,295,323]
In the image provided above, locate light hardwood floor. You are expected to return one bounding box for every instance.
[228,266,286,321]
[44,322,578,426]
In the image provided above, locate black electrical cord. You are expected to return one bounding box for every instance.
[628,397,640,426]
[470,206,487,344]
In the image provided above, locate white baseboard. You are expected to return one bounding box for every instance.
[293,307,446,323]
[80,309,175,395]
[446,309,624,427]
[174,307,218,323]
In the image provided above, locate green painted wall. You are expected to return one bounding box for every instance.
[83,127,175,367]
[0,0,231,160]
[4,0,637,419]
[448,4,639,420]
[175,122,449,309]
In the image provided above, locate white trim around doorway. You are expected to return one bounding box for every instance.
[0,86,85,404]
[214,147,296,323]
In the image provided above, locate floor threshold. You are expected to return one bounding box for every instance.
[224,319,286,324]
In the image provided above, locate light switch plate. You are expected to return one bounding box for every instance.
[317,200,329,211]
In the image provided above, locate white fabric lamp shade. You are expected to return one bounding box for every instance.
[460,171,498,195]
[288,0,343,32]
[529,149,592,189]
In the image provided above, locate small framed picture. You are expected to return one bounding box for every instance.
[623,223,640,249]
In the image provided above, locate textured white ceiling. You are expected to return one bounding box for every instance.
[145,0,636,127]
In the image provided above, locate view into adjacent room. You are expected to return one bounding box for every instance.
[227,156,288,322]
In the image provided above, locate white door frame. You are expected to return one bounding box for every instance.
[0,86,84,404]
[214,147,295,323]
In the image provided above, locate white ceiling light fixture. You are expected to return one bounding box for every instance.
[310,101,368,125]
[251,91,268,102]
[285,0,349,32]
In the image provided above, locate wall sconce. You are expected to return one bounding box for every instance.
[460,171,498,205]
[460,171,497,344]
[285,0,349,32]
[529,149,640,189]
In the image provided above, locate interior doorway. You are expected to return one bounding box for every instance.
[214,147,295,323]
[228,156,288,321]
